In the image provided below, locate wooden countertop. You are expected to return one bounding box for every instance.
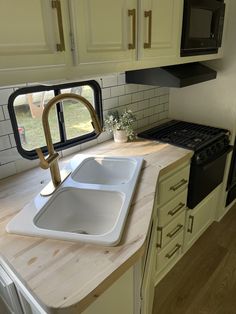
[0,139,193,313]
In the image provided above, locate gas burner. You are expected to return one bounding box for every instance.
[138,120,229,152]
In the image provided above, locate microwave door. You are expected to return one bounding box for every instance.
[181,0,225,55]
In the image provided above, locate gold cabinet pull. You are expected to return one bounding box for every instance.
[156,227,163,248]
[169,179,188,192]
[144,10,152,49]
[167,224,183,238]
[187,215,194,233]
[52,0,65,52]
[165,244,181,259]
[168,202,185,216]
[128,9,136,49]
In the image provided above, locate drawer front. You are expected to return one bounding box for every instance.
[157,210,185,249]
[158,189,188,227]
[156,231,183,275]
[158,166,190,205]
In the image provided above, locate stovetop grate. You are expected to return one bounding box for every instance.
[138,120,229,151]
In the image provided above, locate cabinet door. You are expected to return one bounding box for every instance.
[139,0,182,60]
[140,221,157,314]
[0,0,67,70]
[184,190,217,250]
[70,0,137,64]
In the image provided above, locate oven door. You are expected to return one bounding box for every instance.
[187,146,231,209]
[0,265,23,314]
[181,0,225,56]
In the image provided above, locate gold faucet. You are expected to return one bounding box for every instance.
[36,93,102,196]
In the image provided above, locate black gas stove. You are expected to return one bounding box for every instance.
[138,120,230,165]
[139,120,231,208]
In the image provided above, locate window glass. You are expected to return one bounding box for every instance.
[61,86,94,140]
[8,81,103,160]
[14,91,60,150]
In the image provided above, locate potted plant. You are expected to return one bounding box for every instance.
[104,110,136,143]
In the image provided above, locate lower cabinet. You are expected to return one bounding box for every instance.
[184,187,218,250]
[83,267,135,314]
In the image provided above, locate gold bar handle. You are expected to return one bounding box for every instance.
[187,215,194,233]
[128,9,136,49]
[156,227,163,248]
[144,10,152,49]
[165,244,181,259]
[167,224,183,239]
[169,179,188,192]
[168,202,185,216]
[52,0,65,52]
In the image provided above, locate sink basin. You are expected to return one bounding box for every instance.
[34,188,124,235]
[71,156,138,185]
[6,155,143,246]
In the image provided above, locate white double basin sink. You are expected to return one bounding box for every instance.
[6,155,143,246]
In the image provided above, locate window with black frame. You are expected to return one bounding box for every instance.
[8,80,103,160]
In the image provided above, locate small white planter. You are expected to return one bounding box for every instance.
[113,129,128,143]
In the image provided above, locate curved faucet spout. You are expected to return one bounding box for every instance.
[36,93,102,196]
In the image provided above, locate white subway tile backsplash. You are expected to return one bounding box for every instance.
[125,84,139,94]
[110,85,125,97]
[0,120,13,136]
[0,88,14,105]
[101,75,118,88]
[118,94,132,106]
[159,111,169,120]
[149,113,159,124]
[117,73,126,85]
[3,105,10,119]
[160,94,169,104]
[131,92,144,102]
[0,147,19,165]
[9,134,16,147]
[0,162,16,179]
[157,87,169,96]
[103,97,119,110]
[143,89,155,100]
[0,74,169,180]
[102,88,111,100]
[0,136,11,150]
[137,100,149,111]
[149,97,159,107]
[0,107,4,121]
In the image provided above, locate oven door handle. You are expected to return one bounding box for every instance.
[201,146,233,171]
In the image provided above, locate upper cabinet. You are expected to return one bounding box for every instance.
[0,0,72,86]
[70,0,137,64]
[0,0,227,86]
[70,0,182,66]
[0,0,66,69]
[138,0,182,60]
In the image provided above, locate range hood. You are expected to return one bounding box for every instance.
[125,62,217,88]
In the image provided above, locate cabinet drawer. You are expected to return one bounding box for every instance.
[156,231,183,275]
[157,211,185,249]
[158,166,190,205]
[158,189,188,227]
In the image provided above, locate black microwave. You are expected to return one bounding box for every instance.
[181,0,225,57]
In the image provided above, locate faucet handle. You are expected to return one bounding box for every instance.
[36,148,60,170]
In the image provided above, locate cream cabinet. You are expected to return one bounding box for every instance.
[138,0,183,60]
[70,0,183,66]
[69,0,137,65]
[0,0,72,86]
[184,187,219,250]
[155,162,190,283]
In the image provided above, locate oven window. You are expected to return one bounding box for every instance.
[189,8,213,38]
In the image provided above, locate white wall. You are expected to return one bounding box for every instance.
[0,73,169,180]
[169,0,236,140]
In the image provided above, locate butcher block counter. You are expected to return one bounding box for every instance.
[0,139,193,313]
